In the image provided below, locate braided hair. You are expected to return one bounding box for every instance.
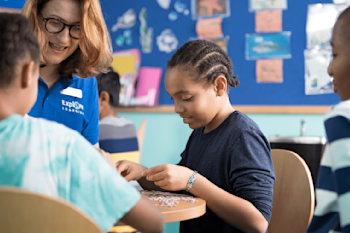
[167,39,239,90]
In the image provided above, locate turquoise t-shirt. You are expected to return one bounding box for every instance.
[0,115,140,232]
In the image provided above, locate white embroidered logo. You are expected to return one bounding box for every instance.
[61,100,84,115]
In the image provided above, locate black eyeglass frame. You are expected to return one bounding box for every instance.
[39,14,81,39]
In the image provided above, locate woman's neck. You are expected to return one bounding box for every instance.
[40,64,61,90]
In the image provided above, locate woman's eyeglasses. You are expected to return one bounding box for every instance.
[40,14,81,39]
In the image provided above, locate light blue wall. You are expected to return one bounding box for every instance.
[119,111,326,233]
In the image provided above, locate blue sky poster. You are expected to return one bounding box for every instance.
[245,32,291,60]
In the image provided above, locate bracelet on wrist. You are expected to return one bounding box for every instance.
[186,170,198,192]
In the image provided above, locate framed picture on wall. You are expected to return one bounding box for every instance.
[0,7,21,13]
[191,0,230,20]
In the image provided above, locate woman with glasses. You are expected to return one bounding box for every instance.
[22,0,112,147]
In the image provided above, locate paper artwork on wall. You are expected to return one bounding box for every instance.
[156,29,179,53]
[157,0,171,9]
[124,30,133,45]
[190,36,229,53]
[256,59,283,83]
[333,0,350,4]
[304,47,333,95]
[111,9,136,33]
[113,49,141,106]
[169,11,178,21]
[139,7,153,53]
[111,55,136,106]
[191,0,230,20]
[207,36,229,53]
[134,67,163,106]
[306,4,348,49]
[249,0,287,12]
[115,35,125,47]
[174,1,187,13]
[245,32,291,60]
[111,55,136,78]
[196,17,223,39]
[255,10,282,33]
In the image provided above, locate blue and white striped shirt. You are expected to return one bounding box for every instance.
[308,99,350,233]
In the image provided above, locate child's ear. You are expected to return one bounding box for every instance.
[214,75,227,96]
[99,91,110,105]
[20,60,35,89]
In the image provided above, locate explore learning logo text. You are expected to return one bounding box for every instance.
[61,100,84,115]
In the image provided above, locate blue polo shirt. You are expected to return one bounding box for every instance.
[28,75,100,145]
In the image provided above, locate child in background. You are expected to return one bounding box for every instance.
[117,39,276,233]
[307,6,350,233]
[96,67,139,156]
[0,12,163,233]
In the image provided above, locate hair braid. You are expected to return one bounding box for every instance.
[167,39,239,89]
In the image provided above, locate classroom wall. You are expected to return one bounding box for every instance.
[121,111,326,233]
[0,1,331,232]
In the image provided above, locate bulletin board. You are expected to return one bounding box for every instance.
[1,0,341,111]
[100,0,340,108]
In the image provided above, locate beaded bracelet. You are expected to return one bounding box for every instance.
[186,170,198,192]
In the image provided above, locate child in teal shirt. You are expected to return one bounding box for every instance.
[0,12,163,233]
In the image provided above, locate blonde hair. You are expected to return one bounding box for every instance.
[22,0,113,78]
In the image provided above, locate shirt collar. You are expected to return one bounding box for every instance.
[39,75,77,90]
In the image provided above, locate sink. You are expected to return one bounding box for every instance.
[269,136,326,145]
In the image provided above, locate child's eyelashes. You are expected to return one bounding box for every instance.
[170,96,193,101]
[183,97,193,101]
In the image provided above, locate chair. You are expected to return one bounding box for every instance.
[0,187,104,233]
[109,118,147,233]
[268,149,315,233]
[136,118,147,160]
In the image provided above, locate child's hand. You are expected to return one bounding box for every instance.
[116,160,148,181]
[142,164,193,191]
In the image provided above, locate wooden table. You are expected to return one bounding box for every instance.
[153,196,206,223]
[109,194,206,232]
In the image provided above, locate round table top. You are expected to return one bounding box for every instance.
[109,192,206,232]
[153,196,206,223]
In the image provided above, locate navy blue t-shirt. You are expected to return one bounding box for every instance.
[179,111,276,233]
[28,75,100,145]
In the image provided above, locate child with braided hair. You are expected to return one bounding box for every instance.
[117,39,276,233]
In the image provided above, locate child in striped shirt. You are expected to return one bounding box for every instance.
[307,6,350,233]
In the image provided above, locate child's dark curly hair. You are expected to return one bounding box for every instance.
[167,39,239,90]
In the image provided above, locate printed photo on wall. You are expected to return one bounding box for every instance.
[256,59,283,83]
[249,0,287,12]
[190,36,229,53]
[207,36,229,53]
[306,3,348,49]
[333,0,350,4]
[195,17,223,39]
[304,47,333,95]
[245,32,291,60]
[191,0,230,20]
[255,10,282,33]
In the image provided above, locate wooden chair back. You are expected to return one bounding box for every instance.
[109,118,147,233]
[268,149,315,233]
[0,187,104,233]
[137,118,147,159]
